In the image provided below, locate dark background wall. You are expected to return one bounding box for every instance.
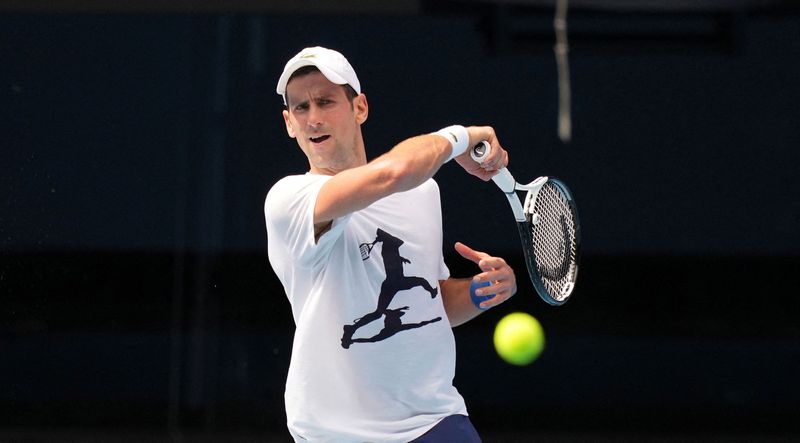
[2,3,799,440]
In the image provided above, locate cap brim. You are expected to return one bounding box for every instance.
[276,59,349,97]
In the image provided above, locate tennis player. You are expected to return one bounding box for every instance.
[265,46,517,442]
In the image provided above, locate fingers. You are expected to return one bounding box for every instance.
[472,264,517,309]
[455,126,509,180]
[456,242,518,309]
[455,242,506,273]
[454,241,486,265]
[478,144,508,172]
[468,126,507,168]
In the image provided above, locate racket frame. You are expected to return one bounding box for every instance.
[522,178,581,306]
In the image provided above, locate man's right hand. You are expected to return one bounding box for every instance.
[454,126,510,181]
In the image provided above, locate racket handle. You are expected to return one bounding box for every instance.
[470,140,491,162]
[470,141,516,193]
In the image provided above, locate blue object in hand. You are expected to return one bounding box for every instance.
[470,280,495,310]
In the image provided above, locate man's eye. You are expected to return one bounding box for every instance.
[294,104,308,112]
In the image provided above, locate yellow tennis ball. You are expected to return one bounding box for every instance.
[493,312,545,366]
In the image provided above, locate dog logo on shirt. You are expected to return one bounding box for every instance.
[341,228,442,349]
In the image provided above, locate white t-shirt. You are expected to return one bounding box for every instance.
[265,173,467,442]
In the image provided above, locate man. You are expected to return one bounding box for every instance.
[265,46,517,442]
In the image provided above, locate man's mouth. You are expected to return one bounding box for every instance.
[310,135,331,144]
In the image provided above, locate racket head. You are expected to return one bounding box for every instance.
[520,177,581,306]
[359,242,373,260]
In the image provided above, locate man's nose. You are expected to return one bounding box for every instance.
[307,104,323,128]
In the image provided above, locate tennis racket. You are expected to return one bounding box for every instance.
[471,141,580,306]
[359,239,378,260]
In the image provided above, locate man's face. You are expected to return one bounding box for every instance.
[282,71,367,174]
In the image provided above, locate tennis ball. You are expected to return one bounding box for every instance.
[493,312,545,366]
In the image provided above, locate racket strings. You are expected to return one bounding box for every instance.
[529,182,579,300]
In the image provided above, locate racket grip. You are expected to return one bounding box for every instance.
[470,141,516,193]
[470,280,495,310]
[470,141,491,162]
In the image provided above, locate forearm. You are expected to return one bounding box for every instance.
[314,134,452,225]
[370,134,452,192]
[369,124,495,194]
[440,278,484,327]
[314,125,502,225]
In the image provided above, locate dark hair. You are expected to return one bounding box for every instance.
[285,66,359,107]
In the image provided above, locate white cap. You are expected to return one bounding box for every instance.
[276,46,361,105]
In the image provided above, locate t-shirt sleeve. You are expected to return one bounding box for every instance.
[264,175,352,270]
[430,179,451,282]
[438,259,451,282]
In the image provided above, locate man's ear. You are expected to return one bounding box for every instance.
[354,93,368,125]
[282,109,297,139]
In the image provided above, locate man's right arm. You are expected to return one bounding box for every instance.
[313,126,507,228]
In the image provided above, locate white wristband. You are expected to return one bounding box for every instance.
[433,125,469,162]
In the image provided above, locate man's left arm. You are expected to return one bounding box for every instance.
[440,242,517,326]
